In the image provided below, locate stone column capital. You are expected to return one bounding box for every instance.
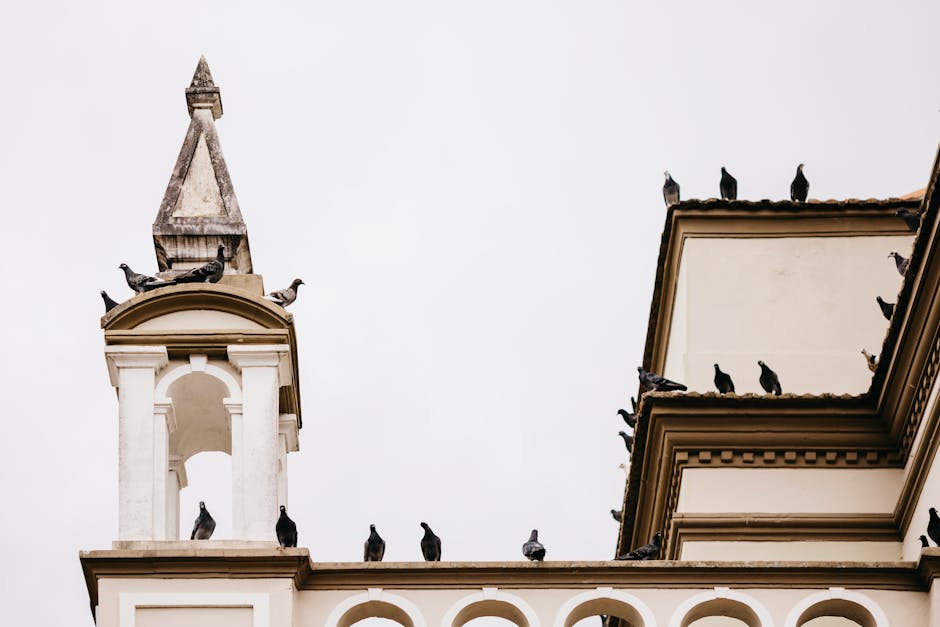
[104,346,168,387]
[227,344,291,382]
[154,398,177,433]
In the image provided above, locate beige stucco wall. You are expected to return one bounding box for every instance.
[663,235,912,394]
[91,576,930,627]
[679,540,902,561]
[677,468,903,514]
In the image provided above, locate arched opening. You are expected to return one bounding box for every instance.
[453,601,531,627]
[796,600,873,627]
[464,618,519,627]
[564,599,648,627]
[178,450,232,539]
[680,599,760,627]
[168,371,232,459]
[337,602,416,627]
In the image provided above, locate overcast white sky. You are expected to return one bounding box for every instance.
[2,1,940,625]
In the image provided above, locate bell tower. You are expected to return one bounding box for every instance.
[100,57,301,545]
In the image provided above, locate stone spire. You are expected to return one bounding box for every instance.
[152,57,252,274]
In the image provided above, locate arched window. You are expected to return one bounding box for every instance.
[801,618,862,627]
[326,591,427,627]
[443,590,540,627]
[669,590,772,627]
[687,618,750,627]
[785,590,888,627]
[554,589,655,627]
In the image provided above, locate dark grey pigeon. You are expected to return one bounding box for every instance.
[618,430,634,452]
[928,507,940,546]
[897,208,922,232]
[920,535,930,548]
[101,291,120,313]
[758,361,782,396]
[616,531,663,560]
[268,279,305,307]
[617,408,636,429]
[610,509,623,523]
[119,263,159,294]
[419,522,442,561]
[638,367,687,392]
[719,167,738,200]
[889,252,909,276]
[364,524,386,561]
[276,505,297,548]
[176,245,225,284]
[190,501,216,540]
[861,349,877,373]
[790,164,809,202]
[663,171,680,206]
[522,529,546,561]
[599,616,608,627]
[876,296,895,321]
[713,363,735,394]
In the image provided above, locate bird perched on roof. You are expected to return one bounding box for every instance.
[889,252,909,276]
[190,501,216,540]
[276,505,297,548]
[617,408,636,430]
[663,171,680,206]
[268,279,304,307]
[616,531,663,560]
[790,164,809,202]
[101,291,120,313]
[419,522,442,561]
[610,509,623,523]
[876,296,895,321]
[364,524,386,561]
[638,367,688,392]
[897,208,922,232]
[713,364,735,394]
[175,244,225,284]
[861,349,878,373]
[920,535,930,548]
[758,361,782,396]
[119,263,159,294]
[618,430,634,452]
[928,507,940,546]
[522,529,546,561]
[719,167,738,201]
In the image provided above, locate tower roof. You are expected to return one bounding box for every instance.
[153,57,252,274]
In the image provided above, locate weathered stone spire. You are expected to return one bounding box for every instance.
[153,56,252,274]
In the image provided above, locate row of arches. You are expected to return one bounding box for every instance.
[324,588,890,627]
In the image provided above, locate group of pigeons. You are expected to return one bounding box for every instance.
[662,164,809,205]
[101,244,305,313]
[920,507,940,549]
[190,501,298,548]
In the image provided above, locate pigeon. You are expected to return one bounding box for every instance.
[618,430,634,452]
[713,363,735,394]
[616,531,663,560]
[419,522,442,561]
[364,524,386,561]
[638,367,687,392]
[897,208,922,232]
[617,408,636,429]
[101,290,120,313]
[119,263,159,294]
[928,507,940,546]
[790,164,809,202]
[275,505,297,548]
[522,529,546,561]
[190,501,216,540]
[889,252,909,276]
[663,171,680,206]
[758,360,782,396]
[920,535,930,548]
[876,296,895,321]
[719,167,738,200]
[610,509,623,523]
[175,245,225,284]
[268,279,305,307]
[861,349,877,373]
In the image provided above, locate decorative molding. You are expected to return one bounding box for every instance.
[783,587,889,627]
[668,588,774,627]
[441,588,541,627]
[118,592,269,627]
[551,587,657,627]
[104,346,169,386]
[324,588,427,627]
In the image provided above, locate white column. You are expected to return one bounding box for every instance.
[152,400,175,540]
[224,399,245,538]
[227,345,290,541]
[277,414,299,510]
[105,346,169,541]
[166,454,184,540]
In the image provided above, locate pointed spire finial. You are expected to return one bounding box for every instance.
[185,56,223,120]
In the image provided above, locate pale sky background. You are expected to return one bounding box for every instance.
[1,1,940,625]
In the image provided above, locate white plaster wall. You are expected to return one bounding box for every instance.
[135,310,266,331]
[677,468,903,514]
[679,540,902,561]
[662,235,913,395]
